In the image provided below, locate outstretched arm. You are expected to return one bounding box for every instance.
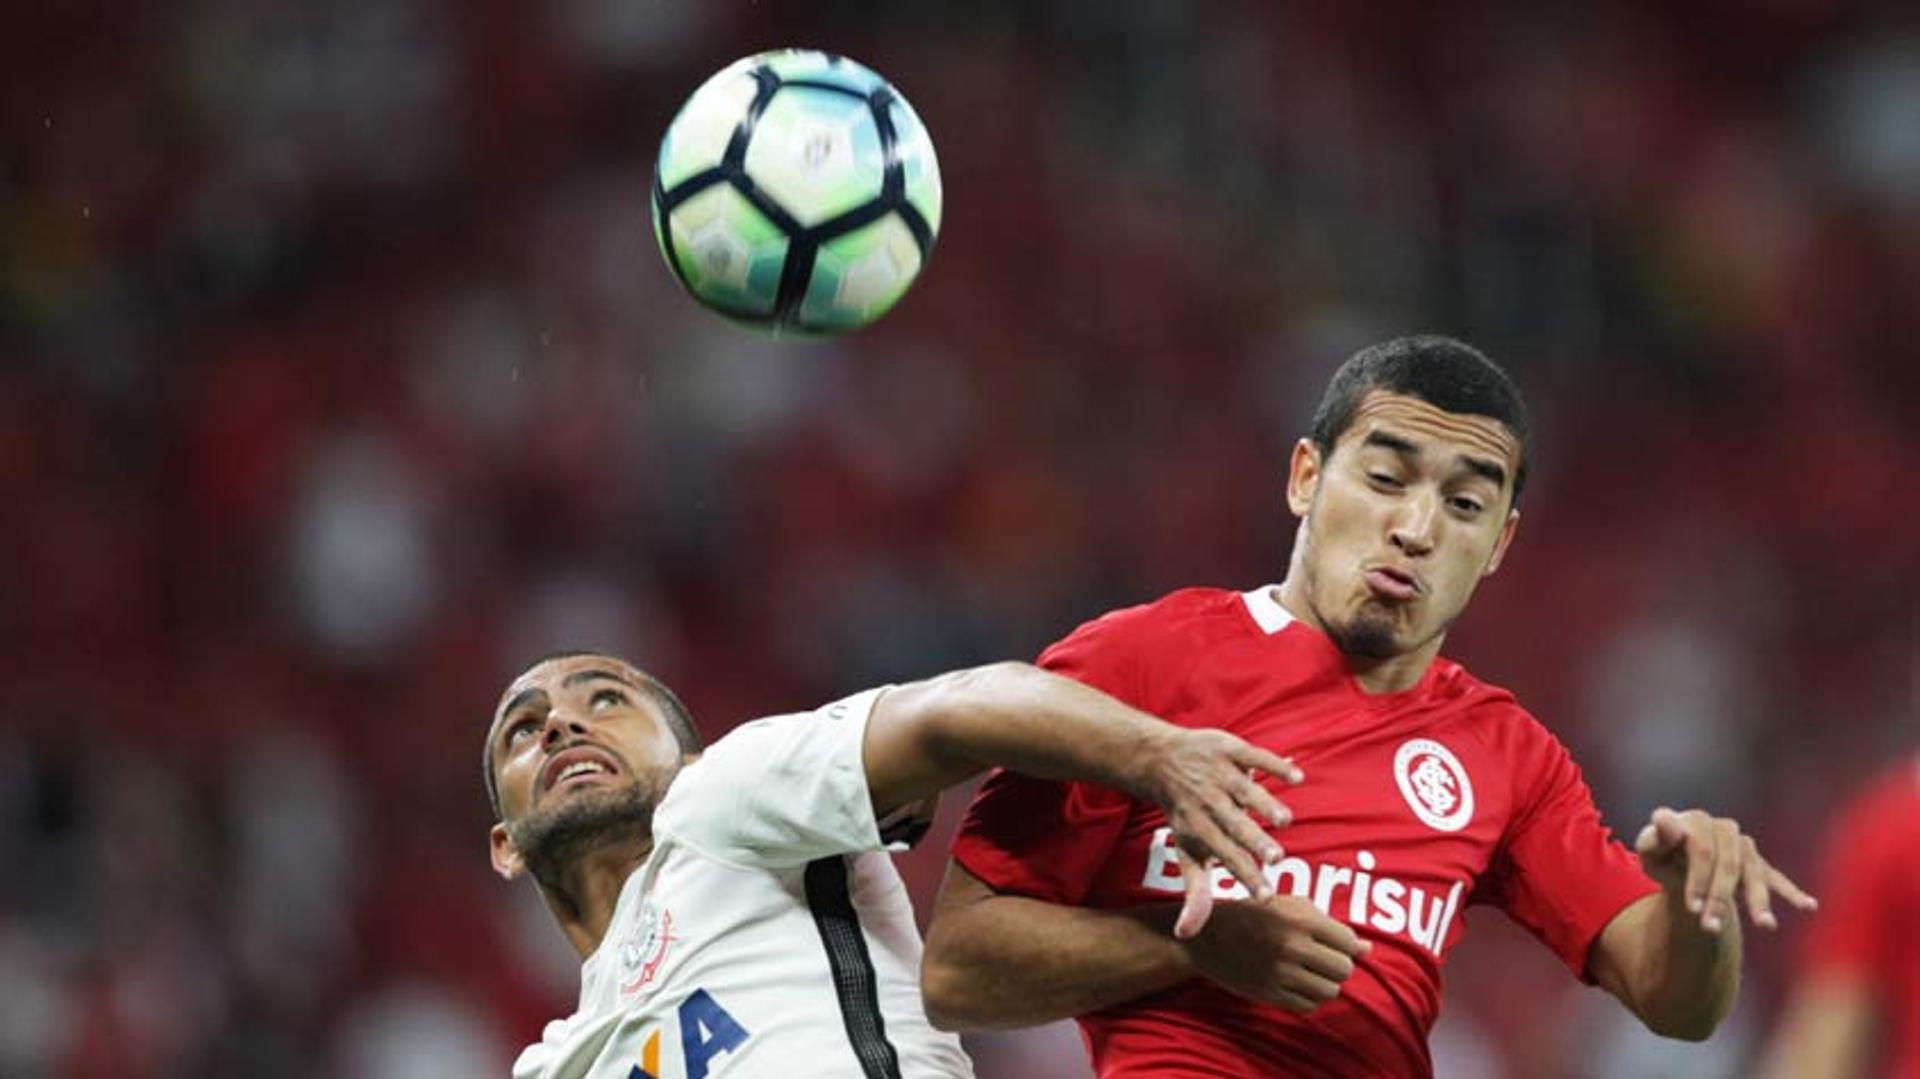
[863,662,1300,935]
[922,861,1370,1030]
[1589,807,1817,1041]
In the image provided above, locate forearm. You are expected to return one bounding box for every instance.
[1607,892,1743,1041]
[868,662,1160,810]
[922,890,1190,1030]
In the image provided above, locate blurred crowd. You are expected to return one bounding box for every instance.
[3,1,1918,1076]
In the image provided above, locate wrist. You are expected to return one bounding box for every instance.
[1111,722,1171,802]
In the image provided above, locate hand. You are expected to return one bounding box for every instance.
[1131,727,1303,939]
[1634,806,1818,935]
[1184,895,1372,1012]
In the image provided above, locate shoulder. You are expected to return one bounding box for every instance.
[1047,587,1253,656]
[1039,588,1255,701]
[1427,658,1577,773]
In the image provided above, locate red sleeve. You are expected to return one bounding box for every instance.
[1474,723,1658,981]
[949,610,1148,902]
[1802,783,1898,983]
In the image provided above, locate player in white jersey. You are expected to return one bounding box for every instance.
[483,651,1304,1079]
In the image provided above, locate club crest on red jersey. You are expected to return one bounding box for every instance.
[1393,738,1474,832]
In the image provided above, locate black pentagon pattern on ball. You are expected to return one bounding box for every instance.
[653,55,936,331]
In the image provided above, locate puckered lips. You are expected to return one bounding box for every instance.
[538,742,623,801]
[1363,563,1423,603]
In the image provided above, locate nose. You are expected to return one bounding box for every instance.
[540,707,589,747]
[1389,488,1438,558]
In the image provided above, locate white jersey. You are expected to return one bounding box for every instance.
[513,688,975,1079]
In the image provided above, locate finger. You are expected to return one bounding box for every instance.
[1697,821,1741,934]
[1227,768,1295,830]
[1269,987,1323,1014]
[1740,838,1777,930]
[1174,853,1217,940]
[1675,816,1715,923]
[1183,807,1274,904]
[1307,912,1372,958]
[1230,743,1305,786]
[1652,806,1690,851]
[1766,864,1819,912]
[1279,965,1346,1005]
[1293,940,1358,984]
[1206,795,1283,881]
[1634,807,1683,860]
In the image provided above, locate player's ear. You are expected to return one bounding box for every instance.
[1483,508,1520,576]
[490,822,526,880]
[1285,439,1322,519]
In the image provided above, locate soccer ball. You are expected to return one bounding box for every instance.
[651,50,942,334]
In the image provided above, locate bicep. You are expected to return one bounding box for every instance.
[860,679,979,818]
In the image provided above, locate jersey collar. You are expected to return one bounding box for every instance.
[1241,585,1296,635]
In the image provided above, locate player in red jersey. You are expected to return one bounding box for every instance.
[1764,755,1920,1079]
[920,336,1817,1076]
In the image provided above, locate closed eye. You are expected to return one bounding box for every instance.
[1367,471,1404,489]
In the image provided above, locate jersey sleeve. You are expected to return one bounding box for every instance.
[1801,780,1900,985]
[654,687,898,868]
[1473,721,1659,981]
[949,611,1146,902]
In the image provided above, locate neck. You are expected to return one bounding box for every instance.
[1272,577,1443,696]
[540,834,655,961]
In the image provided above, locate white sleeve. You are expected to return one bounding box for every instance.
[653,687,900,868]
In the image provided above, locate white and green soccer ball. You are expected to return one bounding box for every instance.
[652,50,943,334]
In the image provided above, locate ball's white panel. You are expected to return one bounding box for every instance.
[744,87,884,228]
[657,63,761,190]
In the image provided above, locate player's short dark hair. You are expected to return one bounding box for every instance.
[482,651,703,820]
[1308,334,1530,500]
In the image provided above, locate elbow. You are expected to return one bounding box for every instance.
[1640,1003,1730,1043]
[918,956,976,1033]
[1647,1018,1718,1043]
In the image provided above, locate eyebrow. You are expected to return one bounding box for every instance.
[560,668,635,690]
[1361,430,1508,490]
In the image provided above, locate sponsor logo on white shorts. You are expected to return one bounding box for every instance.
[1393,738,1474,833]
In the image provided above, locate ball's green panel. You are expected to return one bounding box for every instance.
[657,60,760,190]
[666,185,790,318]
[888,96,943,235]
[745,86,887,228]
[798,212,923,330]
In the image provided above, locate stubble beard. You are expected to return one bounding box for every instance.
[507,779,662,902]
[1325,605,1404,659]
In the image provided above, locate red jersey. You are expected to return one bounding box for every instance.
[953,587,1658,1077]
[1802,756,1920,1079]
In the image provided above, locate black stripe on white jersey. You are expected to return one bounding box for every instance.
[804,856,904,1079]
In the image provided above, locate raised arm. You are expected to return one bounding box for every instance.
[1588,807,1817,1040]
[862,661,1299,934]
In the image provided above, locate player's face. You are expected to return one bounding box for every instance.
[1288,391,1521,660]
[485,655,689,880]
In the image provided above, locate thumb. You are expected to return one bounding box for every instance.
[1638,807,1686,857]
[1174,855,1216,940]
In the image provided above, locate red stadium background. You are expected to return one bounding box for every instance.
[3,2,1916,1075]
